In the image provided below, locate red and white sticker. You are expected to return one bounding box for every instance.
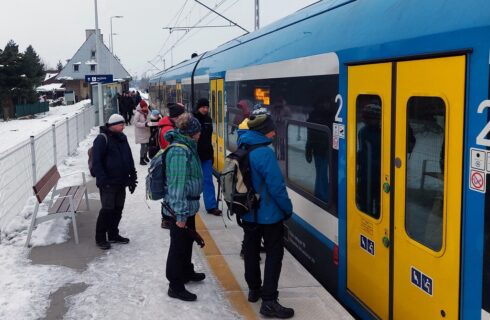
[469,169,486,193]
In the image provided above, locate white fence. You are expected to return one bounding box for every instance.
[0,105,96,240]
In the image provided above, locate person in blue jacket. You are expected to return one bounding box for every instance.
[92,114,138,250]
[236,114,295,319]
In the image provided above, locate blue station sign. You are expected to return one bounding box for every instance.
[84,74,113,83]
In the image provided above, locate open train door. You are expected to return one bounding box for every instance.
[347,56,466,319]
[210,78,225,171]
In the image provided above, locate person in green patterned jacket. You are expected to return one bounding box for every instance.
[163,113,205,302]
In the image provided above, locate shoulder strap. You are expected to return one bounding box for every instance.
[99,133,108,144]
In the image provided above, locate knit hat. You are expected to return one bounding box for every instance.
[149,109,161,121]
[179,116,201,136]
[247,114,276,135]
[139,100,148,108]
[196,98,209,109]
[106,114,125,127]
[168,103,185,118]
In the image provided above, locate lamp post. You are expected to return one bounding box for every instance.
[94,0,104,125]
[110,15,123,54]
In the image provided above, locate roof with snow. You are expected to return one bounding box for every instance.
[57,32,131,81]
[36,83,65,92]
[44,72,58,82]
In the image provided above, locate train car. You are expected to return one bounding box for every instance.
[149,1,490,319]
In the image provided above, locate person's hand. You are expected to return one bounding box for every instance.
[128,179,138,194]
[176,220,186,228]
[305,149,313,163]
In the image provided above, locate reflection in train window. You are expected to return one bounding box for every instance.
[287,121,331,207]
[355,95,382,219]
[405,97,446,251]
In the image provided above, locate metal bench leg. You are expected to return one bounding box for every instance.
[25,202,39,247]
[71,213,79,244]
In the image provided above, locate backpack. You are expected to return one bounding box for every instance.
[145,143,188,200]
[88,133,108,177]
[219,143,267,224]
[148,127,161,159]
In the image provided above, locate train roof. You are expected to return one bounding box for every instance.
[151,0,490,83]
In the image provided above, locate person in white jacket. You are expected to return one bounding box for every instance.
[133,100,152,165]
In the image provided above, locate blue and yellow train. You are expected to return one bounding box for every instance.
[149,1,490,318]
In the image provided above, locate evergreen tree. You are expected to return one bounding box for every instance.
[0,40,21,118]
[56,60,63,71]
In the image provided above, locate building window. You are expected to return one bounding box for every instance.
[90,65,95,72]
[73,64,79,72]
[91,50,96,59]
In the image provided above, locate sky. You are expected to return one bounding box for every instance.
[1,0,318,79]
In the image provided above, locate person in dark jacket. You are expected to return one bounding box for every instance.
[237,114,295,319]
[92,114,138,250]
[194,98,221,216]
[163,114,205,302]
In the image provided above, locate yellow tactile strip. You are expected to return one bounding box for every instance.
[195,215,258,320]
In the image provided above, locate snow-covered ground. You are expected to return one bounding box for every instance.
[0,117,239,319]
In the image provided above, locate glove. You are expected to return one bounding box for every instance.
[128,179,138,194]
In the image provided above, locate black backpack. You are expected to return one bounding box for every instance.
[219,143,267,225]
[87,133,108,177]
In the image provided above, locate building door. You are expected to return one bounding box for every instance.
[347,56,466,319]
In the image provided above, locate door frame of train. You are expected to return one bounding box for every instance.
[344,55,467,318]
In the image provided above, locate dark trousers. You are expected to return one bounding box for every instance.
[243,221,284,301]
[166,215,196,291]
[95,185,126,243]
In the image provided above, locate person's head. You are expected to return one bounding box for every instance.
[149,109,161,121]
[168,103,186,119]
[106,114,125,133]
[247,114,276,138]
[196,98,209,115]
[176,113,201,141]
[139,100,148,112]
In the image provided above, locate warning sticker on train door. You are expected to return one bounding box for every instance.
[360,234,375,255]
[469,169,486,193]
[471,148,486,171]
[411,266,433,296]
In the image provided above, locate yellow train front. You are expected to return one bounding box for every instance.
[149,1,490,319]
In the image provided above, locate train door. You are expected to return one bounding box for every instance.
[210,79,225,171]
[347,56,466,319]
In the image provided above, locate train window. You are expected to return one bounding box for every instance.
[405,96,445,251]
[355,95,382,219]
[286,120,332,207]
[218,90,223,138]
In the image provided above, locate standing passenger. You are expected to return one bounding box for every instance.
[134,100,151,165]
[194,98,221,216]
[164,114,205,301]
[91,114,137,250]
[157,103,186,229]
[237,114,295,319]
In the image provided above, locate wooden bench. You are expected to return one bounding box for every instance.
[25,165,90,247]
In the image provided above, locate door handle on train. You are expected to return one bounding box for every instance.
[382,236,390,248]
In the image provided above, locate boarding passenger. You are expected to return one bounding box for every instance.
[148,109,162,159]
[157,103,186,229]
[91,114,137,250]
[163,114,205,302]
[237,114,295,319]
[194,98,221,216]
[134,100,151,165]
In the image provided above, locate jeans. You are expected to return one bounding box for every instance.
[95,185,126,242]
[140,143,148,158]
[166,215,196,291]
[242,220,285,301]
[201,160,217,210]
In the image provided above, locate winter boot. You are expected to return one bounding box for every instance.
[248,288,261,302]
[108,235,130,244]
[140,158,147,165]
[143,155,150,163]
[168,287,197,301]
[260,300,294,319]
[96,241,111,250]
[185,272,206,283]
